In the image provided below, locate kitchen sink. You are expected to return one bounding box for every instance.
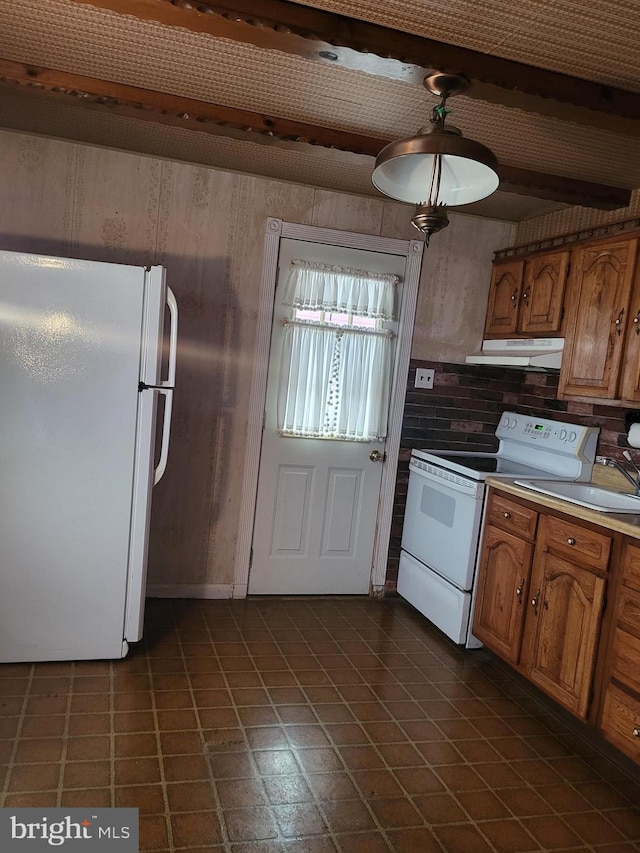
[514,480,640,514]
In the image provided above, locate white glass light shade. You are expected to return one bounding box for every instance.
[372,131,499,206]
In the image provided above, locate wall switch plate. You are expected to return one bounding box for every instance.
[415,368,435,389]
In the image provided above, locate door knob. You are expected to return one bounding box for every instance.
[369,450,385,462]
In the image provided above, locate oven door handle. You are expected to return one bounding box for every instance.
[409,461,483,498]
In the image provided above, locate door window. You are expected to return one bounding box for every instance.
[277,260,399,442]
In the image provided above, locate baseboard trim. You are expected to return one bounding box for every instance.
[146,584,234,599]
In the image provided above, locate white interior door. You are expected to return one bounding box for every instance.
[248,239,406,595]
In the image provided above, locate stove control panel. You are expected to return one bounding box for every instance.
[497,411,597,456]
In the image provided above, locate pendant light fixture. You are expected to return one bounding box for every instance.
[372,73,500,246]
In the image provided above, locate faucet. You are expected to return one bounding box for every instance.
[597,453,640,495]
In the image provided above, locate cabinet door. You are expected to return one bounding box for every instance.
[559,238,638,399]
[523,552,605,720]
[519,251,569,334]
[472,524,533,664]
[484,259,524,337]
[619,269,640,402]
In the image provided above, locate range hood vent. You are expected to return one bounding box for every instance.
[465,338,564,371]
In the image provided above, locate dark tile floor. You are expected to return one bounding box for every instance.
[1,596,639,852]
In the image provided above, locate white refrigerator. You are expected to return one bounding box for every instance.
[0,249,178,662]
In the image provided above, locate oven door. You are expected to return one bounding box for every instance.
[400,459,485,590]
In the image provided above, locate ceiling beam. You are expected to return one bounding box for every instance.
[69,0,640,132]
[0,59,630,211]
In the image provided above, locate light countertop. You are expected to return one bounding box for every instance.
[485,466,640,539]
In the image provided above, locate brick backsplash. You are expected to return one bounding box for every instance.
[386,360,639,589]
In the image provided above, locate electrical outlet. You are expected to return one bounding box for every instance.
[415,368,435,389]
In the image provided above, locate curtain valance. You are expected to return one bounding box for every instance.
[283,260,398,320]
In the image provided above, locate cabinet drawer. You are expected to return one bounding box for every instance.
[616,585,640,635]
[486,494,538,542]
[541,515,611,571]
[622,544,640,593]
[610,626,640,694]
[601,684,640,763]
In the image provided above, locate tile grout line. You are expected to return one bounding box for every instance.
[0,663,35,807]
[355,605,530,852]
[2,599,639,851]
[229,601,305,847]
[232,601,379,850]
[196,599,244,852]
[266,605,393,852]
[390,608,638,850]
[56,662,75,807]
[254,600,439,851]
[388,618,552,851]
[144,619,175,853]
[109,660,116,810]
[478,655,639,847]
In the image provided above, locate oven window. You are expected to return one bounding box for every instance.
[420,484,456,528]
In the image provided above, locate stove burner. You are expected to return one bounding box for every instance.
[434,454,500,472]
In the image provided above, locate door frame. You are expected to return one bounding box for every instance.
[234,217,423,598]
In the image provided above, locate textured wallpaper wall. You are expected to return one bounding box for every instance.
[0,127,512,595]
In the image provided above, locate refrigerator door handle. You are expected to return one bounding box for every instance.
[153,387,173,485]
[161,286,178,389]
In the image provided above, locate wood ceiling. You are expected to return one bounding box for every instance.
[1,0,640,222]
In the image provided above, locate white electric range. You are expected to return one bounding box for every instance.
[397,411,600,648]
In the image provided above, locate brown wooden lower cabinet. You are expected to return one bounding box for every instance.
[521,550,606,719]
[472,488,640,765]
[598,540,640,763]
[601,685,640,762]
[473,526,534,665]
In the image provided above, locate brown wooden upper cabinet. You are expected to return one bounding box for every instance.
[484,250,570,338]
[558,236,640,403]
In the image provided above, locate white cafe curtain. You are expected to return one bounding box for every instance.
[277,261,399,441]
[282,259,398,319]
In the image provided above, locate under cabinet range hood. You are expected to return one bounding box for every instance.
[465,338,564,371]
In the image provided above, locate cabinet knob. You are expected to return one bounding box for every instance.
[615,308,625,335]
[567,537,576,546]
[511,290,519,307]
[522,291,529,302]
[531,590,541,611]
[503,511,511,519]
[634,311,640,335]
[633,727,640,738]
[516,578,525,599]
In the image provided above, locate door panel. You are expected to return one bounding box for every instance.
[472,525,533,664]
[322,468,363,556]
[525,552,605,719]
[249,239,405,595]
[484,259,523,336]
[520,251,569,334]
[271,466,314,554]
[620,270,640,402]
